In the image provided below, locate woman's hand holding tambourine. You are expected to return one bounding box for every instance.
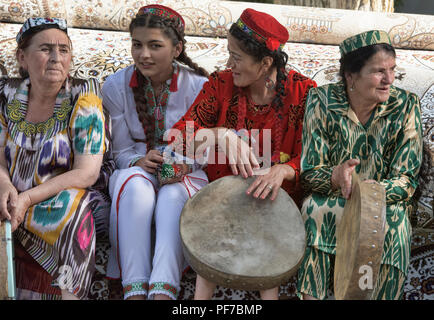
[331,158,360,199]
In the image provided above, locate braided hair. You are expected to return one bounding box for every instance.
[129,13,209,149]
[228,23,288,111]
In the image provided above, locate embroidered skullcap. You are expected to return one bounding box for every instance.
[16,17,67,44]
[339,30,392,57]
[235,8,289,51]
[137,4,185,34]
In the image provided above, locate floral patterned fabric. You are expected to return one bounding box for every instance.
[171,69,316,205]
[0,77,114,299]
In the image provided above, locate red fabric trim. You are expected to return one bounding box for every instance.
[169,66,179,92]
[129,69,138,88]
[115,173,156,279]
[182,266,191,276]
[181,175,207,198]
[285,161,300,183]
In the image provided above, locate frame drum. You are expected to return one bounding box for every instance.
[180,175,306,291]
[0,221,16,300]
[334,173,386,300]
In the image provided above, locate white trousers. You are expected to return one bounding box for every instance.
[106,166,208,299]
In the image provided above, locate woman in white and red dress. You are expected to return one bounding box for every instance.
[102,5,209,300]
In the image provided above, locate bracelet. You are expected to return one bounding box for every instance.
[129,156,143,167]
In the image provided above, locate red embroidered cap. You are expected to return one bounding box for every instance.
[137,4,185,34]
[236,8,289,51]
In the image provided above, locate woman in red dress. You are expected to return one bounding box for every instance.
[170,8,316,300]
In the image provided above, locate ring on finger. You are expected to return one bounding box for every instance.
[267,184,273,190]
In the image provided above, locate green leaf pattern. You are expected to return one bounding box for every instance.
[300,82,422,274]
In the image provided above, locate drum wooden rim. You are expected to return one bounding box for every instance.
[334,175,386,300]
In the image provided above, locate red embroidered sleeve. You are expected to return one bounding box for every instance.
[169,72,222,156]
[280,72,317,204]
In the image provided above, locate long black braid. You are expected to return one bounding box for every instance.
[129,13,209,149]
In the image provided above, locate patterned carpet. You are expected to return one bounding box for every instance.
[85,228,433,300]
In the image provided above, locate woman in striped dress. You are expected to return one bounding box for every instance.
[0,18,114,300]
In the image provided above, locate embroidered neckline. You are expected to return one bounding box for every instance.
[6,79,73,137]
[143,63,178,147]
[246,94,272,114]
[249,102,271,113]
[144,78,170,147]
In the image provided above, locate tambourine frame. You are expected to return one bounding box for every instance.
[334,173,386,300]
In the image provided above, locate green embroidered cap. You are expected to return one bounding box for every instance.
[339,30,392,57]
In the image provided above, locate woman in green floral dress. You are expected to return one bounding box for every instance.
[297,30,422,300]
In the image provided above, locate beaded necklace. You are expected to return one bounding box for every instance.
[143,62,179,147]
[144,79,170,147]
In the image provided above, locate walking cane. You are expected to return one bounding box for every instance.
[1,220,16,300]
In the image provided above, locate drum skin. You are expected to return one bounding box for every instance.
[180,175,306,291]
[334,173,386,300]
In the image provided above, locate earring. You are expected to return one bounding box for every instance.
[265,76,275,90]
[349,83,354,92]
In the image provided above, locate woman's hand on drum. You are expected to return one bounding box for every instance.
[0,181,18,222]
[331,158,360,199]
[10,192,31,232]
[218,129,260,178]
[134,150,164,174]
[246,164,295,201]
